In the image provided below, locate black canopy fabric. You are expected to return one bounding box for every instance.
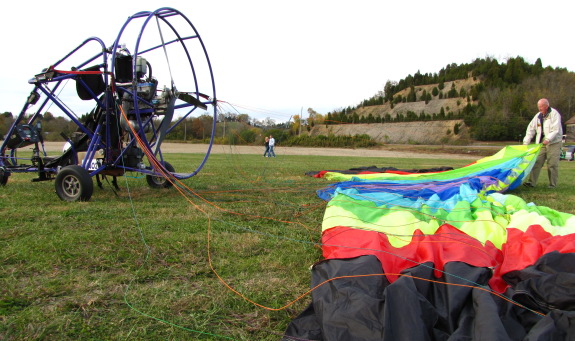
[305,166,454,178]
[283,254,575,341]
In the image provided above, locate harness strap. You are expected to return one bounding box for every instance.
[539,113,546,143]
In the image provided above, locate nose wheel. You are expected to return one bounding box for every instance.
[146,162,175,188]
[55,165,94,201]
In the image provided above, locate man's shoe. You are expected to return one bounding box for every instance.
[523,182,534,188]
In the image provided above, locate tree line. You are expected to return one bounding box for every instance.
[3,56,573,144]
[328,56,575,141]
[0,110,299,147]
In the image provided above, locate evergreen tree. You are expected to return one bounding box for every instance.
[407,86,417,102]
[448,83,458,98]
[419,90,428,102]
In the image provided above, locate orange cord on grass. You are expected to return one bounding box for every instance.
[117,100,543,318]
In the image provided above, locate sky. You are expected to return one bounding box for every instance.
[1,0,574,124]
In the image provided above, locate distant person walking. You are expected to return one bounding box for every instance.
[267,135,276,157]
[263,136,270,157]
[523,98,563,188]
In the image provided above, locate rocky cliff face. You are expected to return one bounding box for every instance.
[309,119,470,145]
[313,78,479,144]
[354,78,480,119]
[355,98,468,119]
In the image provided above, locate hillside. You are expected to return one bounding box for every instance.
[319,57,575,144]
[355,78,480,120]
[311,77,479,144]
[309,119,470,145]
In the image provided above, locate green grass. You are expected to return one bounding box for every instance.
[1,152,574,340]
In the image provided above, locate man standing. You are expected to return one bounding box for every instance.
[523,98,563,188]
[268,135,276,157]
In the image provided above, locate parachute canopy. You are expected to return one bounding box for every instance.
[284,144,575,340]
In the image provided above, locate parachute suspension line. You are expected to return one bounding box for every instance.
[114,106,322,311]
[116,122,154,335]
[214,101,274,182]
[116,87,541,318]
[119,178,233,340]
[155,15,175,89]
[112,122,543,318]
[40,79,81,120]
[42,80,65,117]
[110,141,545,321]
[302,273,545,318]
[116,100,236,340]
[218,100,243,117]
[319,235,523,304]
[114,102,548,326]
[216,100,292,123]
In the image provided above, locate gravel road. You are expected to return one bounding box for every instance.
[35,142,478,160]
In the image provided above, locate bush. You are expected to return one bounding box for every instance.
[283,133,377,148]
[239,129,256,143]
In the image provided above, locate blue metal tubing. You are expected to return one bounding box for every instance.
[109,7,217,179]
[0,37,109,169]
[1,8,217,183]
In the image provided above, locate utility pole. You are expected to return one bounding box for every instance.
[299,107,303,135]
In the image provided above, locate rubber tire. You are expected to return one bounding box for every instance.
[55,165,94,201]
[146,162,175,189]
[0,168,8,186]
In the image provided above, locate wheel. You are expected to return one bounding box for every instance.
[146,162,175,189]
[55,165,94,201]
[0,168,9,186]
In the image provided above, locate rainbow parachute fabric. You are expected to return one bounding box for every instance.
[284,145,575,341]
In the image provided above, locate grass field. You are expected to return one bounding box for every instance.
[1,151,574,340]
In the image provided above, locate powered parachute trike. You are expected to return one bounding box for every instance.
[0,8,217,201]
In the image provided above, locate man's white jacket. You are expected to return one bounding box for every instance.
[523,108,563,145]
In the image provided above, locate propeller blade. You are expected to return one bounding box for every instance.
[177,92,207,110]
